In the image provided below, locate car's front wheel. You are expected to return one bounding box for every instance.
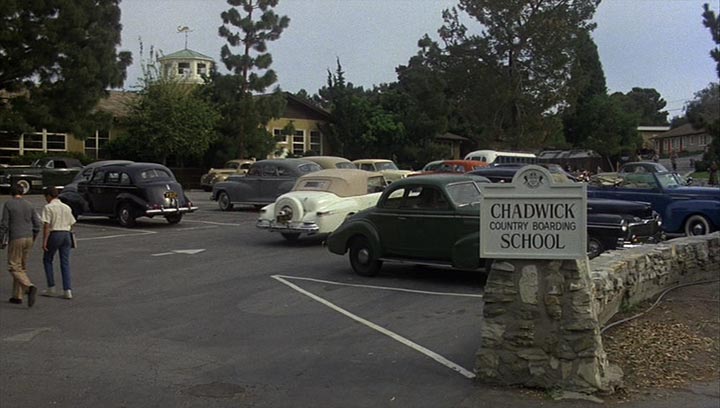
[349,236,382,277]
[684,214,712,236]
[217,191,233,211]
[165,213,183,224]
[117,203,136,228]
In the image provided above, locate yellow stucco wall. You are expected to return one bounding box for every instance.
[266,117,328,158]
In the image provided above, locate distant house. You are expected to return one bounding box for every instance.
[652,123,714,155]
[435,132,469,160]
[266,92,332,158]
[637,125,670,151]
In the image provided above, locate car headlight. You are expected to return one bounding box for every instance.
[621,219,628,232]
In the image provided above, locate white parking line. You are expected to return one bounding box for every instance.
[274,275,483,298]
[183,220,243,226]
[173,225,218,232]
[272,275,477,380]
[75,223,156,241]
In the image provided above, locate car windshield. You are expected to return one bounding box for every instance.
[446,181,482,206]
[139,168,172,181]
[657,172,681,188]
[375,162,399,171]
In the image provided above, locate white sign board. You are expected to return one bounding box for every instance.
[479,165,587,259]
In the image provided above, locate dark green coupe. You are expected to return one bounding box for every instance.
[326,174,492,276]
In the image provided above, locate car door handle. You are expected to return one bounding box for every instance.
[397,216,407,221]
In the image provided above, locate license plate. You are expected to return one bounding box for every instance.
[164,191,178,199]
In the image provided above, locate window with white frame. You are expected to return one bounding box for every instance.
[84,130,110,158]
[292,130,305,155]
[310,130,321,154]
[197,63,207,75]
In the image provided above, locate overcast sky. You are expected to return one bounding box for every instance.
[119,0,718,118]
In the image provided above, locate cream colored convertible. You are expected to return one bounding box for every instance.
[257,169,386,241]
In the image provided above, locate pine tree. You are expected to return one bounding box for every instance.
[213,0,290,158]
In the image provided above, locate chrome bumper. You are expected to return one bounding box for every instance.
[256,219,319,233]
[146,206,198,215]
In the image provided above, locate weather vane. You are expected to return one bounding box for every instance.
[177,26,193,49]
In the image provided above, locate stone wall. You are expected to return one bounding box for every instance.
[475,233,720,393]
[590,232,720,325]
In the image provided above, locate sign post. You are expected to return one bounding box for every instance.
[479,165,586,259]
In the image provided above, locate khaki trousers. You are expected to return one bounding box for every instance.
[7,237,34,300]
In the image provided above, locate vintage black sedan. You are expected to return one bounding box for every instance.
[59,163,197,227]
[0,157,83,194]
[211,159,322,210]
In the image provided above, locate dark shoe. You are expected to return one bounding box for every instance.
[27,285,37,308]
[8,298,22,304]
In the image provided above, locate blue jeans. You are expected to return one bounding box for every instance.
[43,231,72,290]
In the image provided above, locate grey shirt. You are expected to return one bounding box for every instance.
[0,198,42,241]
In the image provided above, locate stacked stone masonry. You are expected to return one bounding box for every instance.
[475,232,719,393]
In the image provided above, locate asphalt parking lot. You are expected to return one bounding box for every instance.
[0,191,716,408]
[0,191,495,408]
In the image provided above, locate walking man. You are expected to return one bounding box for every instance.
[40,186,76,299]
[0,184,40,307]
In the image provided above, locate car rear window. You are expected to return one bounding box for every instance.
[297,180,331,191]
[139,168,172,180]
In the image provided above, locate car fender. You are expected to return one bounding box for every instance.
[257,203,276,222]
[327,218,382,257]
[115,193,148,214]
[664,199,720,233]
[452,232,481,269]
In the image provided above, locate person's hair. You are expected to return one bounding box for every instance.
[9,184,22,196]
[43,186,59,198]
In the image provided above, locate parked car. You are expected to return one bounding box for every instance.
[200,159,255,191]
[352,159,416,183]
[302,156,356,169]
[0,157,83,194]
[469,165,665,257]
[619,161,693,186]
[327,174,495,276]
[211,159,322,211]
[62,160,134,193]
[619,161,669,174]
[410,160,488,176]
[59,162,197,227]
[256,169,387,241]
[587,170,720,236]
[421,160,444,172]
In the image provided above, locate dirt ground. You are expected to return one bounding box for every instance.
[602,280,720,401]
